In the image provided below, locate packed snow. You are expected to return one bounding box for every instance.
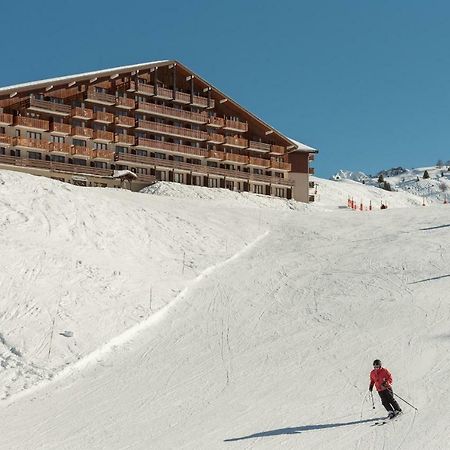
[0,168,449,449]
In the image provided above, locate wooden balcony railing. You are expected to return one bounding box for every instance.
[174,91,191,103]
[135,82,155,96]
[116,97,135,109]
[223,136,248,148]
[94,149,115,160]
[115,115,135,127]
[270,144,285,154]
[191,94,209,108]
[50,142,72,153]
[14,116,49,131]
[0,134,13,145]
[207,150,225,160]
[207,116,224,128]
[309,153,315,161]
[71,146,94,158]
[136,101,208,124]
[136,120,209,141]
[155,86,173,99]
[93,111,114,123]
[270,159,291,171]
[14,137,51,150]
[72,126,94,139]
[207,133,225,143]
[71,107,94,120]
[248,156,271,168]
[50,123,71,134]
[93,130,114,142]
[0,113,13,125]
[86,88,116,104]
[309,167,315,174]
[29,97,71,115]
[223,119,248,132]
[248,141,271,152]
[224,153,248,164]
[115,134,135,145]
[135,137,208,158]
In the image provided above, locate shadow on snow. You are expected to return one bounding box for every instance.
[420,224,450,231]
[409,274,450,284]
[224,417,385,442]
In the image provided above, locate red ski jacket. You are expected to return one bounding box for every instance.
[369,367,392,392]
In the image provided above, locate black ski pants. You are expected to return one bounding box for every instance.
[378,388,401,412]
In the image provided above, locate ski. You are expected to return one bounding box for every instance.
[371,412,403,426]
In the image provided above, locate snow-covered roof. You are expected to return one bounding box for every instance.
[287,137,318,153]
[0,60,171,95]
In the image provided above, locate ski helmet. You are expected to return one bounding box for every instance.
[373,359,381,367]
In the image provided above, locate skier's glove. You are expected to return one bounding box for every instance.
[382,381,388,388]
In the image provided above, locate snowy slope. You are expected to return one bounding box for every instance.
[1,169,450,449]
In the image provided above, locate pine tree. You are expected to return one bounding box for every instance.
[423,170,430,179]
[378,174,385,184]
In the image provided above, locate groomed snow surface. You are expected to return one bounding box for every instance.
[0,169,449,449]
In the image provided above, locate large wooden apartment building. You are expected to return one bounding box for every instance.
[0,61,317,202]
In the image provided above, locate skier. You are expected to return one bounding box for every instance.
[369,359,402,418]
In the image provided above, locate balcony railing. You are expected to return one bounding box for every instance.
[207,133,225,144]
[50,123,71,135]
[207,116,224,128]
[71,146,94,158]
[174,91,191,104]
[115,134,135,145]
[115,115,135,127]
[71,107,94,120]
[223,119,248,132]
[93,111,114,123]
[270,144,285,155]
[270,159,291,171]
[207,150,225,160]
[86,88,116,105]
[248,156,271,168]
[191,94,209,108]
[72,126,94,139]
[135,137,208,158]
[0,134,13,145]
[93,130,114,142]
[309,167,315,175]
[94,149,115,160]
[14,116,49,131]
[309,153,315,161]
[29,97,71,115]
[136,101,208,124]
[248,141,271,152]
[223,136,248,148]
[14,137,51,150]
[224,153,248,164]
[116,97,135,109]
[50,142,72,153]
[135,82,155,96]
[0,113,13,125]
[136,120,209,141]
[155,86,173,99]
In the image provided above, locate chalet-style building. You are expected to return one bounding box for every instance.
[0,61,317,202]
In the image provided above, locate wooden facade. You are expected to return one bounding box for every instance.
[0,61,317,200]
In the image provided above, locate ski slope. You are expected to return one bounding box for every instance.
[1,169,449,449]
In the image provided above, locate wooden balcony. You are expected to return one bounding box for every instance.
[50,122,71,135]
[270,159,291,171]
[14,137,51,151]
[223,119,248,132]
[94,149,115,160]
[50,142,72,154]
[116,97,135,109]
[0,134,13,146]
[248,141,271,152]
[223,153,248,164]
[115,134,135,145]
[115,115,135,127]
[135,137,208,158]
[136,120,209,141]
[93,111,114,123]
[191,94,209,108]
[154,86,173,100]
[207,116,224,128]
[174,91,191,104]
[135,82,155,96]
[28,97,71,116]
[71,146,94,158]
[135,101,208,124]
[0,113,13,125]
[270,144,285,155]
[309,167,315,175]
[72,126,94,139]
[223,136,248,148]
[207,150,225,160]
[86,88,116,105]
[207,133,225,144]
[248,156,271,168]
[71,107,93,120]
[14,116,49,131]
[309,153,315,161]
[93,130,114,142]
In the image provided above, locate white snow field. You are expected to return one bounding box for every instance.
[1,169,449,449]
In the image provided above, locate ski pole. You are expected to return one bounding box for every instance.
[370,391,375,409]
[393,392,418,411]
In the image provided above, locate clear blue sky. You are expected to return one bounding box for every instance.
[1,0,449,177]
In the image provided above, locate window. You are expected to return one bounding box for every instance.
[253,184,264,194]
[51,155,65,163]
[94,161,107,169]
[0,127,5,134]
[94,143,107,150]
[155,170,168,181]
[0,147,6,155]
[73,158,87,166]
[173,155,184,162]
[275,188,285,198]
[28,151,42,160]
[116,146,127,153]
[136,149,147,157]
[27,131,42,140]
[52,135,65,143]
[154,152,166,159]
[173,172,184,183]
[73,139,86,147]
[207,161,218,168]
[208,178,219,188]
[135,167,148,175]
